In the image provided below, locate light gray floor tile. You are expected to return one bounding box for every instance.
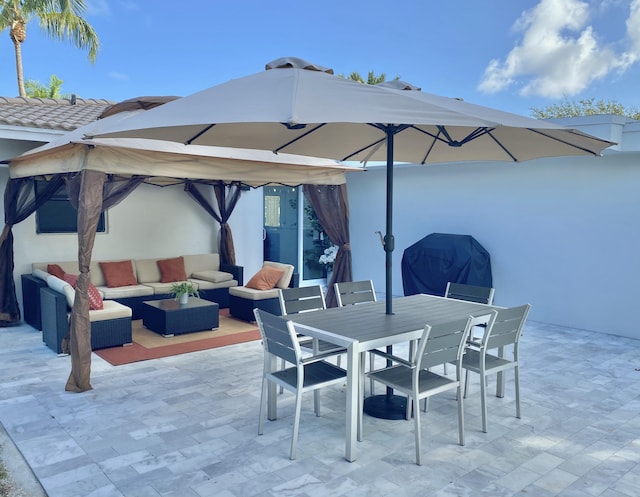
[1,319,639,496]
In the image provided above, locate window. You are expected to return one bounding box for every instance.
[264,195,281,227]
[35,181,107,234]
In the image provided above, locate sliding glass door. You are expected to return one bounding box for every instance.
[263,186,331,285]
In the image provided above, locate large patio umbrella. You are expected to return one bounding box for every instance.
[87,59,616,416]
[91,57,615,317]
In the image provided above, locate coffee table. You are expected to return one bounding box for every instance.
[141,297,219,337]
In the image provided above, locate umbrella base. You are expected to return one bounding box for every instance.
[363,394,407,420]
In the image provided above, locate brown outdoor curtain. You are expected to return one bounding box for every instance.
[303,184,352,307]
[0,176,65,325]
[184,181,242,266]
[65,171,144,393]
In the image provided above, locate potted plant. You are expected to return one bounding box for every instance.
[170,281,199,304]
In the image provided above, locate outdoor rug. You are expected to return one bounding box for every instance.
[94,310,260,366]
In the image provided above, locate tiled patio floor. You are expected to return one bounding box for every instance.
[0,317,638,497]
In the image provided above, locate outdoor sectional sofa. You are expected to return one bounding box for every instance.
[21,253,243,353]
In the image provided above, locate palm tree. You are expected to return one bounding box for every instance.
[347,70,389,85]
[0,0,99,98]
[25,73,69,98]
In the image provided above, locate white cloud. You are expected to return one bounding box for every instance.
[478,0,640,98]
[108,72,129,81]
[85,0,111,16]
[626,0,640,53]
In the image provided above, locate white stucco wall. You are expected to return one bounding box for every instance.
[346,152,640,339]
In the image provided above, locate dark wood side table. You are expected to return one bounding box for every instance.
[141,298,219,337]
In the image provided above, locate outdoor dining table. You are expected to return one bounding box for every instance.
[282,293,500,462]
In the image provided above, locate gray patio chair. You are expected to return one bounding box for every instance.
[254,309,346,460]
[278,286,346,384]
[455,304,531,433]
[444,282,495,374]
[444,282,495,305]
[364,315,480,465]
[334,280,378,393]
[334,280,377,306]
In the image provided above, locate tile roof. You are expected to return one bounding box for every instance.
[0,96,116,131]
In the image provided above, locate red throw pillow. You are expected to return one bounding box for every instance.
[245,266,285,291]
[157,256,187,283]
[63,273,104,310]
[47,264,66,279]
[99,260,138,288]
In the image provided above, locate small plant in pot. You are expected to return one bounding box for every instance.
[170,281,199,304]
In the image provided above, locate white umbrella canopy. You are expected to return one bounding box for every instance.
[91,57,614,164]
[90,57,616,314]
[8,105,359,187]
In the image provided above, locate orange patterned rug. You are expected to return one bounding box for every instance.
[94,310,259,366]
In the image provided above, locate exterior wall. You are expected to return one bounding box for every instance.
[346,151,640,340]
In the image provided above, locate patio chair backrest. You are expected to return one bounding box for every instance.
[483,304,531,352]
[445,282,495,305]
[254,309,300,366]
[279,285,326,315]
[416,315,482,371]
[334,280,376,306]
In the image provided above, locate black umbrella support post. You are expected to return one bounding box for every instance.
[363,128,409,420]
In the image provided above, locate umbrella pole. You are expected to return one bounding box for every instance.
[385,129,394,316]
[363,128,408,420]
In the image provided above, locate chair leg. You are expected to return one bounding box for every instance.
[463,369,470,398]
[515,365,521,419]
[290,390,304,460]
[457,383,465,446]
[314,390,321,417]
[369,351,375,395]
[258,377,268,435]
[413,396,422,465]
[279,358,285,394]
[480,370,488,433]
[358,357,365,441]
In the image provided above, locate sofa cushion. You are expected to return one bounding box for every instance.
[32,268,50,281]
[143,281,194,295]
[188,278,237,290]
[34,261,78,277]
[47,275,75,308]
[183,253,220,277]
[191,270,233,283]
[89,300,132,322]
[135,258,162,284]
[97,284,154,300]
[63,273,104,310]
[262,261,294,289]
[246,266,284,291]
[100,260,138,287]
[229,285,280,300]
[157,256,187,283]
[47,264,66,279]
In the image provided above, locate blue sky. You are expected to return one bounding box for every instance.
[0,0,638,118]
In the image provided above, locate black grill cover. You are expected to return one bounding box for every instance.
[402,233,492,297]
